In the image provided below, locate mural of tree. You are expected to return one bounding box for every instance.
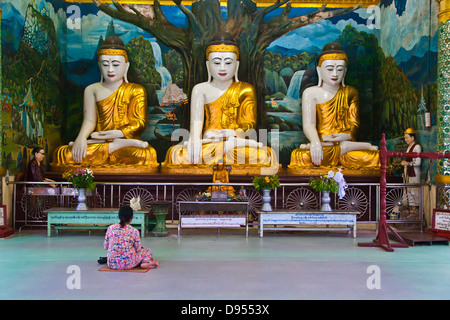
[125,35,161,106]
[378,55,418,138]
[92,0,361,129]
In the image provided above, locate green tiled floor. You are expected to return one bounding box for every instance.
[0,227,449,300]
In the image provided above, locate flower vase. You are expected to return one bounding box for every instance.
[76,188,88,211]
[321,191,332,212]
[261,188,273,211]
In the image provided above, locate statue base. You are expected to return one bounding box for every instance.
[286,165,380,177]
[161,164,282,176]
[50,165,159,175]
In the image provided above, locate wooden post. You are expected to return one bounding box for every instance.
[358,134,409,251]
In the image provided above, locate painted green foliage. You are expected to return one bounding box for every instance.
[126,35,161,107]
[2,2,63,172]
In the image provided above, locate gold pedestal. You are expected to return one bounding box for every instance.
[286,165,380,176]
[51,164,159,175]
[161,164,281,176]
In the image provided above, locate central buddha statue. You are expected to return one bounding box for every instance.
[161,33,278,175]
[51,36,159,173]
[287,42,379,175]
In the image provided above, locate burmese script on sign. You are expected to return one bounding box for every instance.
[261,213,356,225]
[181,216,246,227]
[435,211,450,231]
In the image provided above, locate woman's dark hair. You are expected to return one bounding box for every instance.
[119,205,134,228]
[32,147,43,156]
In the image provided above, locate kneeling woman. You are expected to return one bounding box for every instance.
[104,206,159,269]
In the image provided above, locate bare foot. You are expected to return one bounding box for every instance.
[140,259,159,269]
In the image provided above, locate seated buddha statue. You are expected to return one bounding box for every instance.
[207,162,235,198]
[287,42,379,175]
[51,37,159,173]
[161,33,278,175]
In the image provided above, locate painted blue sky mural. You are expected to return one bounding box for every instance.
[1,0,438,70]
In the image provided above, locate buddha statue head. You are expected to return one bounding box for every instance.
[97,36,130,84]
[205,32,240,83]
[316,42,348,88]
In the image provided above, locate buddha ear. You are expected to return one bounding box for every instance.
[316,66,323,87]
[124,62,130,83]
[206,60,212,83]
[234,61,240,82]
[341,67,347,87]
[98,62,104,82]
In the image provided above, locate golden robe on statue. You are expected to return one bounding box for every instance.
[288,85,379,172]
[51,82,158,172]
[161,81,278,174]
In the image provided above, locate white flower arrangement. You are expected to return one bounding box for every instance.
[309,169,348,199]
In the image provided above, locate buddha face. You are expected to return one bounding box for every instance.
[317,59,346,87]
[98,54,129,83]
[207,51,239,82]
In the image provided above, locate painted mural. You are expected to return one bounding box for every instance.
[1,0,67,175]
[0,0,438,176]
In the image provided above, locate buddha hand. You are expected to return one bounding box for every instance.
[187,137,202,164]
[91,130,125,140]
[71,137,87,163]
[322,133,351,142]
[310,141,323,166]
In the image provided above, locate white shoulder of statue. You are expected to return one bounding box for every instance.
[302,86,318,96]
[85,82,101,92]
[301,86,321,104]
[191,82,210,99]
[193,82,210,90]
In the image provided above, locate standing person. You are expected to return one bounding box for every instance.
[401,128,422,207]
[104,206,159,270]
[26,147,56,185]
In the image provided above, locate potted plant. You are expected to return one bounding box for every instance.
[63,168,96,210]
[253,174,280,211]
[309,170,347,211]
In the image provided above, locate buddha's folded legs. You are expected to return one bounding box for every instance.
[289,145,341,168]
[52,143,157,167]
[108,146,158,166]
[163,142,276,166]
[339,149,380,169]
[289,145,379,169]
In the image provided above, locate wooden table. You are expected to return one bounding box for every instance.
[178,201,249,237]
[45,208,151,237]
[257,209,358,238]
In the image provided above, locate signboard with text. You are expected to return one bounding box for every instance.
[432,209,450,234]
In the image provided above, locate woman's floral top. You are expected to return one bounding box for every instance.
[104,224,152,270]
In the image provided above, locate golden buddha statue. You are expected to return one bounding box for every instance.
[51,37,159,174]
[207,162,235,197]
[287,42,379,176]
[161,33,278,175]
